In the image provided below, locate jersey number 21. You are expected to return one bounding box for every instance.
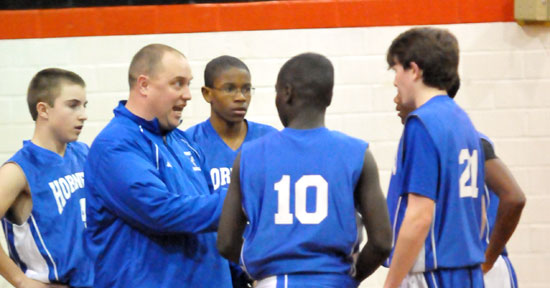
[459,149,479,198]
[274,175,328,225]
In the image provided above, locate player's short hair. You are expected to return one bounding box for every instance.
[204,55,250,88]
[447,76,460,98]
[128,43,185,89]
[277,52,334,108]
[27,68,85,121]
[387,27,459,93]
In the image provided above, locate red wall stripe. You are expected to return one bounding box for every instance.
[0,0,514,40]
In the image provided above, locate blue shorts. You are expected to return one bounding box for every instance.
[484,255,518,288]
[255,273,358,288]
[403,266,484,288]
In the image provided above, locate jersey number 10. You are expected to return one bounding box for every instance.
[274,175,328,225]
[459,149,479,198]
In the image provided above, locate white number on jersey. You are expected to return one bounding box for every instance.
[274,175,328,225]
[459,149,479,198]
[79,198,87,228]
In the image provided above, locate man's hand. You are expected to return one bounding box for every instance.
[481,261,494,274]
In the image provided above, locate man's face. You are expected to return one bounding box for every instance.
[394,93,414,124]
[205,67,251,124]
[46,83,87,143]
[391,62,416,119]
[148,52,193,132]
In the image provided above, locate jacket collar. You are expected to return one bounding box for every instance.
[113,100,163,135]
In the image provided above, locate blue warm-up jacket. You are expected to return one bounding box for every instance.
[84,101,231,287]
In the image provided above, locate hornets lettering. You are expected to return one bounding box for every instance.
[210,167,232,191]
[48,172,85,214]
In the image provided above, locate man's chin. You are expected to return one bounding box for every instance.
[159,121,180,134]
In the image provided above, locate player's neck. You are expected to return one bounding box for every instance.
[414,86,448,109]
[210,115,248,150]
[31,125,68,156]
[286,112,325,130]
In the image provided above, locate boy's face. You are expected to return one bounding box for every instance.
[205,67,251,124]
[391,62,417,115]
[46,83,87,143]
[148,52,193,132]
[394,93,413,124]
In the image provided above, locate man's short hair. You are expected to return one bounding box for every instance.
[277,52,334,108]
[128,44,185,89]
[447,76,460,98]
[204,55,250,88]
[387,27,459,92]
[27,68,85,121]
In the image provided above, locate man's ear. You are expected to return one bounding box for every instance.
[137,75,149,95]
[201,86,212,103]
[282,83,293,105]
[409,62,423,81]
[36,102,49,120]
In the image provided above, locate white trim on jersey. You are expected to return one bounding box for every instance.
[180,138,200,160]
[155,143,159,170]
[505,257,516,288]
[391,196,403,247]
[240,238,251,279]
[430,271,439,288]
[483,185,491,244]
[284,274,288,288]
[430,204,438,269]
[2,220,16,267]
[12,219,51,283]
[30,215,58,281]
[348,212,363,277]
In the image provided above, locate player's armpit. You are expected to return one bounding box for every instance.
[217,153,247,264]
[482,158,525,272]
[354,148,392,282]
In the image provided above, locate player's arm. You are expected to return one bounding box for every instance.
[384,117,438,288]
[217,153,247,264]
[481,140,526,272]
[87,143,227,235]
[383,194,434,288]
[0,163,56,288]
[354,149,392,282]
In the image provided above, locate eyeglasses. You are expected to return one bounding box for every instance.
[209,85,255,96]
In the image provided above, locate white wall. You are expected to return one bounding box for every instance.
[0,22,548,287]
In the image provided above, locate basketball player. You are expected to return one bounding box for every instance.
[0,68,92,288]
[217,52,392,288]
[384,27,486,287]
[84,44,231,287]
[186,55,276,287]
[394,79,525,288]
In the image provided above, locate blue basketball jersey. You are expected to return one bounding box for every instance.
[2,141,93,286]
[386,95,485,271]
[185,119,277,192]
[239,127,368,285]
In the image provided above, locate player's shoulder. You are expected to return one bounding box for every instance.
[184,119,210,140]
[91,116,146,153]
[0,160,28,193]
[67,141,90,157]
[326,129,369,149]
[247,120,278,136]
[477,131,493,145]
[241,128,280,152]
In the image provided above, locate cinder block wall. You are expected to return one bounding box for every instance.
[0,22,548,287]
